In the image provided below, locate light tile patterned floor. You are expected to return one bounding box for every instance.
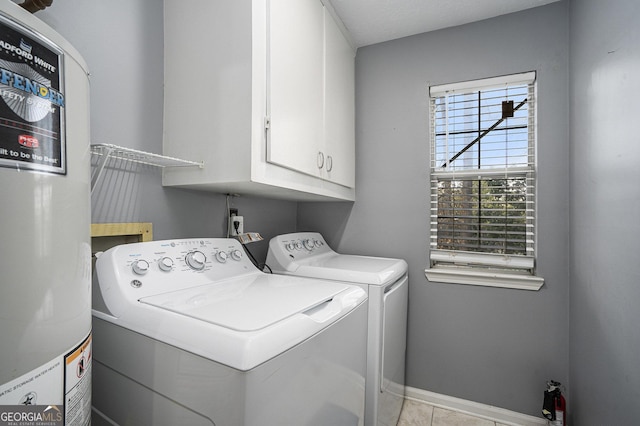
[398,399,512,426]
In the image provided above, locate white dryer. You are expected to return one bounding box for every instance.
[92,238,368,426]
[266,232,408,426]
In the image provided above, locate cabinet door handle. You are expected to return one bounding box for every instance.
[326,155,333,172]
[317,151,325,169]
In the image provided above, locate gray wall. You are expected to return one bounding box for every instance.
[569,0,640,424]
[26,0,640,422]
[28,0,297,262]
[299,2,570,417]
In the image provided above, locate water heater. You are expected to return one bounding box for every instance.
[0,2,91,425]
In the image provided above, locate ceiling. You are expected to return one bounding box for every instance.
[327,0,561,47]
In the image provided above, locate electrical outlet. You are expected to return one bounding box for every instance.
[230,216,244,236]
[228,208,239,236]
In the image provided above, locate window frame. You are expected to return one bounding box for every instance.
[424,72,544,291]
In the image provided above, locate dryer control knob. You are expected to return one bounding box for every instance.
[158,256,174,272]
[215,251,228,263]
[185,251,206,270]
[231,249,243,261]
[132,259,150,275]
[303,238,315,251]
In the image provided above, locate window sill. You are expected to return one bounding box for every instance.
[424,266,544,291]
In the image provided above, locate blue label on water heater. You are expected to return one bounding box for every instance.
[0,13,66,175]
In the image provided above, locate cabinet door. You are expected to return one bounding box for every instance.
[324,10,356,188]
[267,0,324,178]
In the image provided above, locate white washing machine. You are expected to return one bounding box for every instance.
[266,232,408,426]
[92,238,368,426]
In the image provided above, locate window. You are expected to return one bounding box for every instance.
[425,72,543,290]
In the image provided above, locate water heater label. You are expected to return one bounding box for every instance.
[0,13,66,175]
[0,333,91,426]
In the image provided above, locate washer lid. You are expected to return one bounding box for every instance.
[140,274,348,331]
[294,253,408,286]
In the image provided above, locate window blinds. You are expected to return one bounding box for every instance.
[429,72,536,271]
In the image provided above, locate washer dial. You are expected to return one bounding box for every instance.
[132,259,149,275]
[185,250,206,270]
[158,256,174,272]
[231,249,243,261]
[215,251,228,263]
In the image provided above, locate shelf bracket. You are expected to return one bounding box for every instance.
[91,144,114,191]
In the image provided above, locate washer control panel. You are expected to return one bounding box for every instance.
[95,238,255,304]
[121,240,246,276]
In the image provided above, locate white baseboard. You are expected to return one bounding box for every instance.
[404,386,548,426]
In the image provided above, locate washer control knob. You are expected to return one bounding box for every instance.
[314,239,322,248]
[132,259,150,275]
[294,240,303,250]
[303,238,315,251]
[185,251,206,270]
[158,257,174,272]
[215,251,228,263]
[285,242,296,251]
[231,249,243,261]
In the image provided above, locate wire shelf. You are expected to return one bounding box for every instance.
[90,143,203,192]
[90,143,202,168]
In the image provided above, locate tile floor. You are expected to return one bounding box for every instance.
[397,398,513,426]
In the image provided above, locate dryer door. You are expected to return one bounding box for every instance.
[379,275,408,420]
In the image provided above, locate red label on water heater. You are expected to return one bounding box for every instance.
[18,134,39,148]
[0,13,66,174]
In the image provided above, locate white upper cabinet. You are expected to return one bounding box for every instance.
[267,0,324,178]
[323,7,356,188]
[163,0,355,201]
